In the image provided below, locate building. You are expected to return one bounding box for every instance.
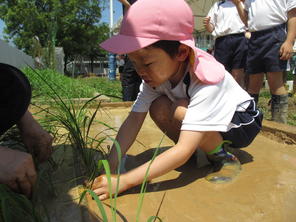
[186,0,218,50]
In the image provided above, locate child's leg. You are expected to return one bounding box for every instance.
[247,73,265,105]
[267,71,288,123]
[247,72,265,95]
[198,133,241,183]
[149,95,188,143]
[150,96,241,183]
[231,68,246,89]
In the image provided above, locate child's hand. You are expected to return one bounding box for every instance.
[203,17,211,26]
[280,40,294,60]
[91,174,129,201]
[203,17,214,33]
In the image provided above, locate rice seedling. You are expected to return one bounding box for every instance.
[79,136,166,222]
[27,67,117,182]
[2,67,165,221]
[0,184,44,222]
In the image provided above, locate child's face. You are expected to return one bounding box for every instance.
[128,46,187,88]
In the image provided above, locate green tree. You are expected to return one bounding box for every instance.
[0,0,109,72]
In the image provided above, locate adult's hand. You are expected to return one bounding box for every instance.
[0,146,37,197]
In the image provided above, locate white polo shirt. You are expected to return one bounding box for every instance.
[132,71,251,132]
[244,0,296,31]
[207,0,246,38]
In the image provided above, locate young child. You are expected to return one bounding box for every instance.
[232,0,296,123]
[204,0,248,88]
[92,0,262,200]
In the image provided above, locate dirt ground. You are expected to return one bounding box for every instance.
[25,104,296,222]
[82,106,296,222]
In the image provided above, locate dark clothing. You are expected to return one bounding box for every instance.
[121,0,141,101]
[0,63,31,135]
[119,66,124,74]
[246,23,287,74]
[220,100,263,148]
[121,57,142,101]
[214,33,248,72]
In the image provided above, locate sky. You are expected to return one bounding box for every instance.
[0,0,123,40]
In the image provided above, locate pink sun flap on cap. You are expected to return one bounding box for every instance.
[192,48,225,84]
[181,39,225,84]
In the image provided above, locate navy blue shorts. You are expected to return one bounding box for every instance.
[0,63,31,135]
[246,23,287,74]
[220,100,263,148]
[214,33,248,72]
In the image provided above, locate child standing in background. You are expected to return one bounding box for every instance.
[92,0,262,200]
[204,0,248,88]
[232,0,296,123]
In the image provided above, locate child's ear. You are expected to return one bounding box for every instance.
[176,44,190,62]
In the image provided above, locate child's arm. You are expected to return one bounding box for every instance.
[118,0,131,9]
[280,8,296,60]
[92,130,206,200]
[107,111,147,173]
[232,0,248,27]
[203,17,214,33]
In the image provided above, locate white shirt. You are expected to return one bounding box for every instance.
[132,71,252,132]
[245,0,296,31]
[207,0,246,37]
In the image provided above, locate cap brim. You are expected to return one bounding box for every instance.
[100,34,159,54]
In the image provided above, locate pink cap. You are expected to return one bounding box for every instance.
[100,0,225,84]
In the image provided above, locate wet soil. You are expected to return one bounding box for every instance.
[84,106,296,222]
[29,105,296,222]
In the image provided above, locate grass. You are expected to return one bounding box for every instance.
[27,68,118,181]
[79,77,122,102]
[23,68,123,103]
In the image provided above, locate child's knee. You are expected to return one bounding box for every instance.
[150,97,189,123]
[149,96,172,122]
[173,99,189,121]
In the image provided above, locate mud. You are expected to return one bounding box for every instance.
[84,107,296,222]
[32,106,296,222]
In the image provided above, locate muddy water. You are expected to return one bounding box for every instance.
[32,105,296,222]
[83,107,296,222]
